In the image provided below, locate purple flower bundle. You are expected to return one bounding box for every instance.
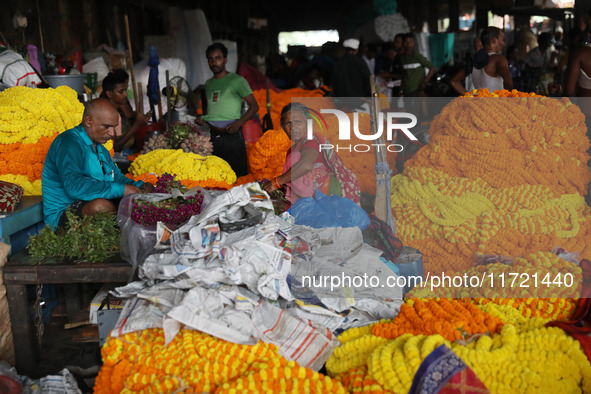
[131,192,204,226]
[154,173,187,194]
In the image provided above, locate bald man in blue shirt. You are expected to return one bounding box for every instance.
[42,98,154,229]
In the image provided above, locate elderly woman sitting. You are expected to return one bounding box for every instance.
[264,103,360,204]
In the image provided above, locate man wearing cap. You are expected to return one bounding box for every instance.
[331,38,371,98]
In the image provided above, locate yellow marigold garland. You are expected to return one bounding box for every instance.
[0,175,41,196]
[328,323,591,394]
[327,299,503,377]
[391,167,591,274]
[0,86,92,194]
[0,86,83,144]
[129,149,237,185]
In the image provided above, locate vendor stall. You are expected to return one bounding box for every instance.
[0,85,590,393]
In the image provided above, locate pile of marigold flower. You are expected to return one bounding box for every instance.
[327,296,591,394]
[322,89,591,393]
[408,91,590,196]
[94,328,346,393]
[129,149,237,187]
[0,86,89,195]
[236,129,291,185]
[391,166,591,273]
[391,89,591,275]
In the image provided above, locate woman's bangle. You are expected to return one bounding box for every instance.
[273,177,281,189]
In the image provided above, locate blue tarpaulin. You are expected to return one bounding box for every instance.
[147,46,160,106]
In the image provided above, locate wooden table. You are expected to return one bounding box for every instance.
[3,251,133,376]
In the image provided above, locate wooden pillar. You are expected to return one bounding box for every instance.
[83,0,96,49]
[449,0,460,32]
[58,0,71,51]
[475,3,489,33]
[428,0,438,33]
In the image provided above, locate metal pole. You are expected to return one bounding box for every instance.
[370,77,394,229]
[165,70,171,130]
[124,15,139,112]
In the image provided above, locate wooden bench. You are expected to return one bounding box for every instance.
[0,196,44,255]
[3,250,133,376]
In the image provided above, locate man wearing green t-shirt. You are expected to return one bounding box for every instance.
[198,43,258,177]
[399,34,436,97]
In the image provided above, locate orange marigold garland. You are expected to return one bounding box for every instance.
[126,173,234,190]
[371,299,504,342]
[236,129,291,185]
[334,366,392,394]
[406,95,590,197]
[94,328,346,394]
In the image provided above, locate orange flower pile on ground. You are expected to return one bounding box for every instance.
[371,299,504,341]
[236,129,291,185]
[126,173,233,190]
[94,328,345,393]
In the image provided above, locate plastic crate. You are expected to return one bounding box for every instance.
[0,196,44,254]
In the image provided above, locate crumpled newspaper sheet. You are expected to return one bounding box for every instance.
[110,183,403,370]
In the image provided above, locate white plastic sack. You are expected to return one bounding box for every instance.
[167,7,212,89]
[82,57,110,85]
[0,50,41,87]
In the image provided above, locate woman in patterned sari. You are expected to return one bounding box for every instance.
[263,103,361,204]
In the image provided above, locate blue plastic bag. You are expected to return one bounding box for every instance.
[289,190,370,230]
